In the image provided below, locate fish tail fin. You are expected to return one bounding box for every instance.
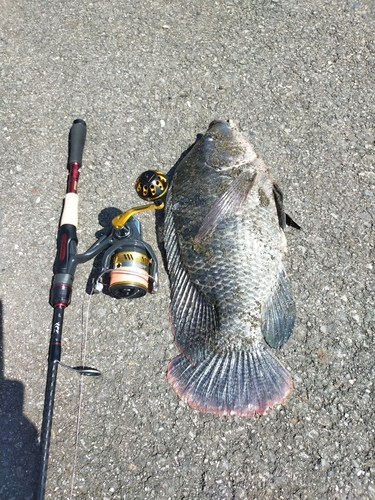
[167,345,292,416]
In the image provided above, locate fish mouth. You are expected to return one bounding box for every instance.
[207,119,238,136]
[204,120,256,171]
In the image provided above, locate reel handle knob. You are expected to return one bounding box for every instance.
[135,170,168,204]
[112,170,168,229]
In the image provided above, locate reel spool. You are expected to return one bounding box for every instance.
[109,242,151,299]
[91,216,159,299]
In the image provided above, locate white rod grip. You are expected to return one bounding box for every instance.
[60,192,79,227]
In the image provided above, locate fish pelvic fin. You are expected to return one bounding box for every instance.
[167,345,293,417]
[272,181,301,230]
[193,170,257,245]
[286,213,301,230]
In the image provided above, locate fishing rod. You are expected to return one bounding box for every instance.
[37,119,91,500]
[37,119,169,499]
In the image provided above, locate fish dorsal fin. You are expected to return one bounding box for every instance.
[170,273,218,364]
[194,171,257,245]
[164,202,218,364]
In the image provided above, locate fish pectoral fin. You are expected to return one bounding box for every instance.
[261,265,296,348]
[193,171,257,245]
[286,213,301,230]
[167,346,293,416]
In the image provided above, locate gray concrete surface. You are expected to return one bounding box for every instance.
[1,0,375,499]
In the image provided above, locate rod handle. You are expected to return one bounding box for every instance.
[60,193,79,227]
[69,119,87,165]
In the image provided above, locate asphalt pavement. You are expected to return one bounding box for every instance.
[1,0,375,499]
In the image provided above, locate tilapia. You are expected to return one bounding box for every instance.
[163,120,298,417]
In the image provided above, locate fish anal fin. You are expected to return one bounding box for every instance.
[193,171,257,245]
[261,265,296,348]
[167,346,293,416]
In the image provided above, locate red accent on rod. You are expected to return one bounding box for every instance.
[68,161,81,194]
[59,233,67,260]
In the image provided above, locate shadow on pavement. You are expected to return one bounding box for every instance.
[0,300,40,500]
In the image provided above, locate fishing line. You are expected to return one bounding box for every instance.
[68,286,96,500]
[67,267,156,499]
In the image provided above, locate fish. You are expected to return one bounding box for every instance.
[163,120,299,417]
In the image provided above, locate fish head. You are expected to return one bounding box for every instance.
[203,120,257,172]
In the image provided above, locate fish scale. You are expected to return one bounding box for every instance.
[164,120,297,416]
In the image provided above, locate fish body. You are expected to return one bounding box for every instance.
[164,120,296,416]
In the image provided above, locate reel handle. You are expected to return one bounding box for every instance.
[111,170,169,229]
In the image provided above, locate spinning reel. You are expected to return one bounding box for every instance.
[93,170,168,299]
[51,170,169,303]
